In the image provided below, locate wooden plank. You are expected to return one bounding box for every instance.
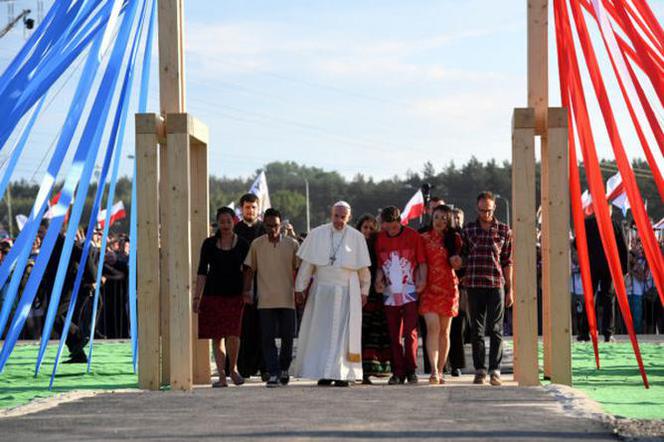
[157,0,185,114]
[167,113,209,145]
[190,132,211,385]
[159,142,170,385]
[511,108,539,387]
[528,0,548,136]
[547,107,572,385]
[167,130,193,391]
[541,132,552,379]
[136,114,161,391]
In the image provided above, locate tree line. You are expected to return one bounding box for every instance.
[0,157,660,237]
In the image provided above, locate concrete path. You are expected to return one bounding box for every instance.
[0,375,617,441]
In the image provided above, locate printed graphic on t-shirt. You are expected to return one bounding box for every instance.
[381,249,417,306]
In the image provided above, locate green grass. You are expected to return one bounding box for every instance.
[0,341,137,410]
[570,342,664,420]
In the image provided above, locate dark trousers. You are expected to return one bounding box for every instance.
[384,302,419,377]
[237,304,264,377]
[448,310,467,370]
[468,287,504,373]
[258,308,295,377]
[579,275,614,339]
[52,287,86,356]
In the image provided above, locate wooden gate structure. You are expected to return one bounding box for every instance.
[512,0,572,387]
[136,0,573,391]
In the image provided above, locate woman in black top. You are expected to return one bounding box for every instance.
[193,207,249,387]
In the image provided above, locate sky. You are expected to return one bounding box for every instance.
[0,0,662,183]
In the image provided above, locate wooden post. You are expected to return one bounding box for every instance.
[136,113,161,391]
[529,0,552,379]
[511,108,540,387]
[157,0,185,114]
[159,142,170,385]
[158,0,186,386]
[546,108,572,385]
[167,120,193,391]
[528,0,548,136]
[541,132,553,379]
[170,113,212,385]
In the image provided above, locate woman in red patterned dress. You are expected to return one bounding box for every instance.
[193,207,249,387]
[420,205,462,384]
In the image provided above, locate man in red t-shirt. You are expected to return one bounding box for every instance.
[375,206,427,384]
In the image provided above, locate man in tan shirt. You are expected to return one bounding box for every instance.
[243,208,299,387]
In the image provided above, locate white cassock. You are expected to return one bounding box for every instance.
[294,223,371,381]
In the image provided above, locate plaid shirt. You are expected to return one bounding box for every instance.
[461,218,513,288]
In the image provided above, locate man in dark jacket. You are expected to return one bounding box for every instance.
[233,193,267,379]
[577,212,627,342]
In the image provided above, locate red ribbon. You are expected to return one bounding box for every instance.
[555,0,653,388]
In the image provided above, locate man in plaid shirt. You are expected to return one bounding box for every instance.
[459,191,513,386]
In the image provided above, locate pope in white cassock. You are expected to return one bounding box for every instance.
[294,201,371,386]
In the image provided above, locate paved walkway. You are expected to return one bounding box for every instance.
[0,375,617,441]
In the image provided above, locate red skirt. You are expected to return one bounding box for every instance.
[198,295,244,338]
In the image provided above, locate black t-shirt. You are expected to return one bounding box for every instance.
[233,220,266,244]
[197,236,249,297]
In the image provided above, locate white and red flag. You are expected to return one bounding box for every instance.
[581,172,630,217]
[605,173,630,216]
[97,201,126,229]
[44,192,62,220]
[400,190,425,225]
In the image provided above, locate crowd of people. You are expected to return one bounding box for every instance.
[195,191,512,387]
[0,226,131,363]
[0,189,661,380]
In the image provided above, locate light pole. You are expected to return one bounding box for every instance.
[304,177,310,233]
[495,194,510,226]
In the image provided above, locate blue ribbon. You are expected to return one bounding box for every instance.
[0,96,46,203]
[0,4,111,340]
[86,0,150,374]
[48,0,149,385]
[129,0,157,372]
[0,1,93,151]
[30,0,141,376]
[0,1,106,157]
[0,0,137,373]
[0,0,64,97]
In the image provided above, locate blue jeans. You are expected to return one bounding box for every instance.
[259,308,296,377]
[628,295,644,334]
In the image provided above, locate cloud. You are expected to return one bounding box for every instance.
[184,19,521,82]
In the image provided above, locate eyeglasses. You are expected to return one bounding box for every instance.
[478,209,494,214]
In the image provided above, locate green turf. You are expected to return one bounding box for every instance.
[569,342,664,420]
[0,342,137,410]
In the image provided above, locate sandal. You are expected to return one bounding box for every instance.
[230,371,245,386]
[213,371,228,388]
[429,373,441,385]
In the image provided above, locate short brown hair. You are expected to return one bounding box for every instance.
[380,206,401,223]
[476,191,495,203]
[239,193,259,206]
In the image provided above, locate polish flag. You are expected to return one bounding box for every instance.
[581,190,593,216]
[605,173,630,216]
[400,190,425,225]
[44,192,62,219]
[581,172,630,217]
[97,201,127,229]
